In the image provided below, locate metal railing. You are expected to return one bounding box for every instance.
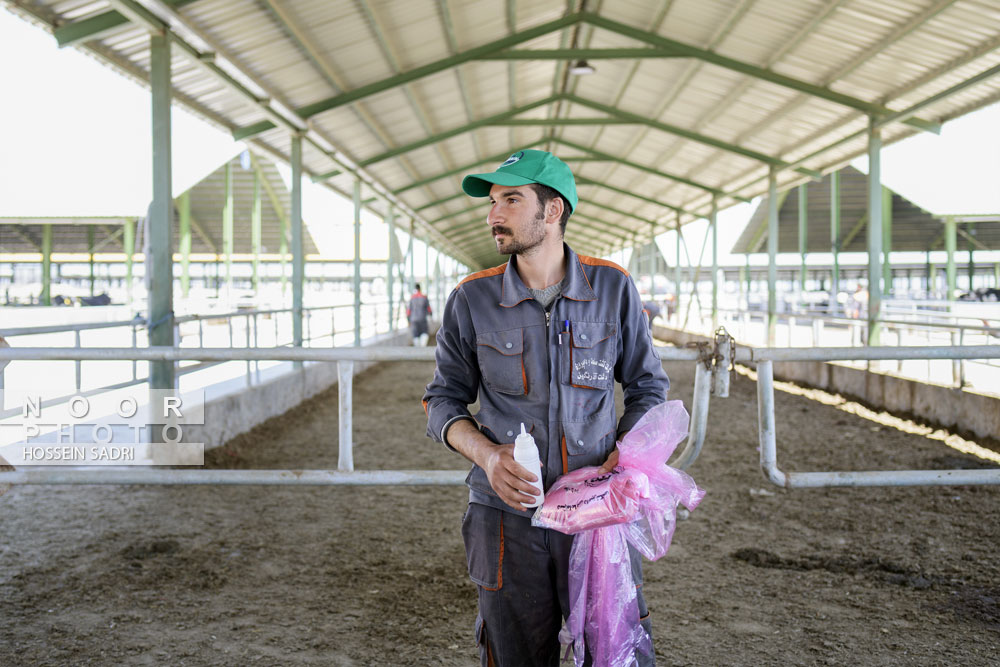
[0,344,714,486]
[0,298,410,418]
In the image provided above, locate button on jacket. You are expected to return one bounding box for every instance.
[423,244,669,517]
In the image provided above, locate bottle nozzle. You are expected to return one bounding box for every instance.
[520,423,527,436]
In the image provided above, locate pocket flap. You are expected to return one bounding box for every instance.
[563,419,616,456]
[477,329,523,355]
[570,322,615,349]
[477,410,536,444]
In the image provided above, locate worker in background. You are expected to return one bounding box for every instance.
[407,283,432,346]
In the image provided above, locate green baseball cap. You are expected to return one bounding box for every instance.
[462,149,578,213]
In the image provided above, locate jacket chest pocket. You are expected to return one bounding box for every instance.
[563,321,616,390]
[477,329,527,395]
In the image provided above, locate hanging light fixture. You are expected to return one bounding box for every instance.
[568,60,595,75]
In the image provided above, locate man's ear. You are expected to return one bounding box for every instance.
[546,196,564,225]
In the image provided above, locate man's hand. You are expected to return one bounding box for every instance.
[482,444,543,511]
[596,446,620,474]
[445,419,542,511]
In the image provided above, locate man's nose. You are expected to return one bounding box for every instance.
[487,205,503,225]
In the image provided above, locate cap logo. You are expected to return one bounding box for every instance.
[500,151,523,168]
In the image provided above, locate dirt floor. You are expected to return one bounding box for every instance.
[2,351,1000,666]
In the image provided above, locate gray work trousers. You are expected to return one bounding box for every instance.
[461,502,654,667]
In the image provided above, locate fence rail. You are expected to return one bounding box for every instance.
[1,339,999,489]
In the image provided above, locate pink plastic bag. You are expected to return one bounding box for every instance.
[532,401,705,667]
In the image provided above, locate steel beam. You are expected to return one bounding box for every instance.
[767,168,778,345]
[566,94,821,178]
[581,13,938,134]
[291,134,304,348]
[882,185,893,295]
[830,170,840,314]
[359,96,559,167]
[252,167,262,292]
[798,183,807,296]
[124,217,135,305]
[40,224,52,306]
[353,179,362,347]
[945,215,957,300]
[867,117,883,346]
[236,13,584,138]
[179,190,191,297]
[149,32,174,391]
[223,161,234,293]
[387,205,396,330]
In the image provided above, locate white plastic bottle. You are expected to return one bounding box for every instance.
[513,423,545,509]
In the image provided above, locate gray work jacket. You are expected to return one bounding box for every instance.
[423,244,669,518]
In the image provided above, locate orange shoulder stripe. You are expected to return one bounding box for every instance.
[578,254,629,277]
[457,263,506,287]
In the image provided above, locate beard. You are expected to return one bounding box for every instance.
[494,209,547,256]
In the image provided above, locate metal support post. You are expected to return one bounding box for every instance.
[674,213,681,324]
[866,116,883,347]
[830,170,840,314]
[338,361,354,471]
[710,201,718,328]
[88,226,96,296]
[882,186,893,296]
[967,227,975,291]
[353,178,362,347]
[945,215,957,302]
[252,167,262,293]
[224,161,234,295]
[798,184,807,298]
[386,205,395,331]
[767,167,779,345]
[178,190,191,297]
[291,133,304,350]
[41,224,52,306]
[149,32,175,391]
[124,217,135,306]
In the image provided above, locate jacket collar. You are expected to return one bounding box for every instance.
[499,243,596,307]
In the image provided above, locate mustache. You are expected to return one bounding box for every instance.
[492,226,512,236]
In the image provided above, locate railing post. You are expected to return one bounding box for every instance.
[245,313,252,386]
[338,361,354,471]
[74,330,82,392]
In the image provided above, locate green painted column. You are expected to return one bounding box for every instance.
[798,184,807,297]
[866,117,883,346]
[674,213,681,324]
[279,207,288,295]
[87,226,96,296]
[223,161,234,294]
[291,133,304,348]
[710,198,718,327]
[767,167,779,345]
[925,250,932,295]
[945,215,957,301]
[967,224,975,291]
[178,190,191,297]
[407,231,415,291]
[386,205,395,331]
[252,169,262,293]
[882,186,893,296]
[830,170,840,314]
[353,178,362,347]
[124,218,135,305]
[149,32,175,391]
[41,224,52,306]
[994,262,999,288]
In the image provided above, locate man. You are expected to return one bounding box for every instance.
[406,283,432,346]
[422,150,668,666]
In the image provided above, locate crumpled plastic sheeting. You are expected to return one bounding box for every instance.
[532,401,705,667]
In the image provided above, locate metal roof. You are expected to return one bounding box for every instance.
[731,166,1000,253]
[181,150,320,255]
[0,151,318,256]
[0,217,134,254]
[7,0,1000,270]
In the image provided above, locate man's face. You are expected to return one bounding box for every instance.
[487,183,547,256]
